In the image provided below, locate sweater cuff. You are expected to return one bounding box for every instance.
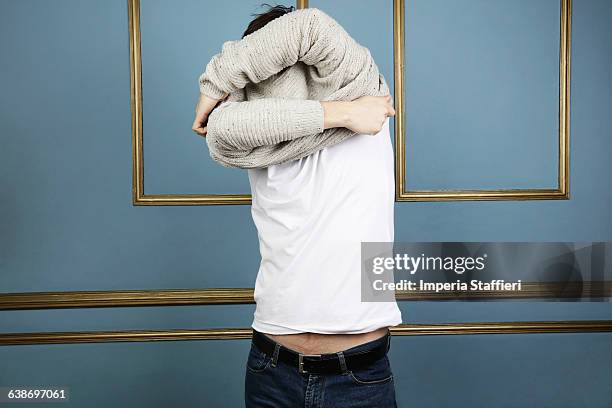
[292,100,325,135]
[198,73,228,100]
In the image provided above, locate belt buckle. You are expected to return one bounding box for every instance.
[298,353,322,374]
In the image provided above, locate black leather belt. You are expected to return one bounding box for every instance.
[251,329,390,375]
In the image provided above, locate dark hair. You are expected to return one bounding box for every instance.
[242,4,295,39]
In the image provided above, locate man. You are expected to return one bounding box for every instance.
[193,5,402,407]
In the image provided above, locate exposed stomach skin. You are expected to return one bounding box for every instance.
[263,326,389,355]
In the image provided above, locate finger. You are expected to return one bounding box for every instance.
[192,118,202,129]
[192,125,207,136]
[193,114,209,131]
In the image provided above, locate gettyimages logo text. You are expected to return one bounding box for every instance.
[372,253,488,275]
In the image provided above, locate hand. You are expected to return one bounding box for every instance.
[345,95,395,135]
[192,92,228,137]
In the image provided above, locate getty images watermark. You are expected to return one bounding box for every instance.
[360,242,612,301]
[370,250,521,292]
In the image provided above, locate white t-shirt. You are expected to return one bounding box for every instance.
[247,117,403,334]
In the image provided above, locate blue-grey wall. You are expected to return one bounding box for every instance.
[1,0,611,407]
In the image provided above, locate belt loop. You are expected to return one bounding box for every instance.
[336,351,348,374]
[386,333,391,352]
[270,342,281,367]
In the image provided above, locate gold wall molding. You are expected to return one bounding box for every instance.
[393,0,571,201]
[2,281,610,310]
[2,321,611,346]
[0,288,254,310]
[129,0,304,206]
[394,281,612,301]
[130,0,571,204]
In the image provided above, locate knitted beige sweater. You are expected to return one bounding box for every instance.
[198,7,390,169]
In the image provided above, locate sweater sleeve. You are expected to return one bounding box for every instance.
[198,8,362,99]
[206,98,325,151]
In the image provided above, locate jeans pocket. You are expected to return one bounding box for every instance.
[246,343,273,374]
[348,355,394,385]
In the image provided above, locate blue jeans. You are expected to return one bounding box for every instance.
[244,330,397,407]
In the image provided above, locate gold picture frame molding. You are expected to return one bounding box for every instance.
[394,0,571,201]
[129,0,306,205]
[2,321,611,346]
[130,0,570,205]
[2,282,612,310]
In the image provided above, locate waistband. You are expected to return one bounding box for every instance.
[251,328,391,375]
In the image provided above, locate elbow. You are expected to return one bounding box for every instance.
[207,123,247,153]
[302,7,336,28]
[294,7,331,33]
[206,125,232,151]
[206,107,234,148]
[205,129,237,166]
[303,7,326,20]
